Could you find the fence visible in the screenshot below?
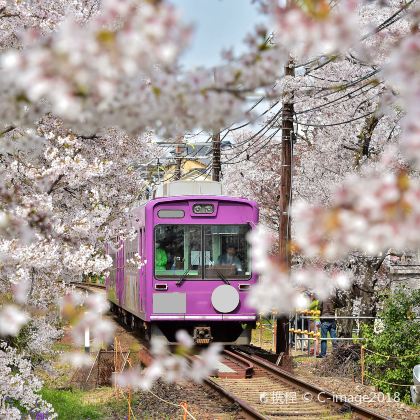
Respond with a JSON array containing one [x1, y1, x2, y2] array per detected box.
[[289, 312, 380, 357], [253, 312, 380, 356], [361, 345, 420, 392], [253, 313, 420, 402], [113, 338, 135, 420], [253, 313, 278, 352]]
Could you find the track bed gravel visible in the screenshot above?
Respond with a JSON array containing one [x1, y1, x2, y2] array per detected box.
[[293, 356, 420, 420]]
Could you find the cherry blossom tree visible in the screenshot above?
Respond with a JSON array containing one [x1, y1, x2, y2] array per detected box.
[[0, 0, 419, 415], [0, 342, 56, 420], [0, 118, 159, 416], [223, 0, 419, 320]]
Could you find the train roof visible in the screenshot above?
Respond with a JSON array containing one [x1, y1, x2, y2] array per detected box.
[[144, 194, 258, 208]]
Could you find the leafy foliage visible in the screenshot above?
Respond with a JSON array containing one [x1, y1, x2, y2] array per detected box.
[[363, 288, 420, 403]]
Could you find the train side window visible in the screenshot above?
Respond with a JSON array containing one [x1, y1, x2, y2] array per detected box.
[[109, 248, 117, 269], [139, 227, 145, 265], [108, 237, 121, 278], [125, 230, 139, 265]]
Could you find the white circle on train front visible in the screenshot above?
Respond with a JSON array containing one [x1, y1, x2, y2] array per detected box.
[[211, 285, 240, 313]]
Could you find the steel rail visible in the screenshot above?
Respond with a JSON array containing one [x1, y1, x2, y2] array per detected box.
[[231, 348, 389, 420], [203, 376, 268, 420], [222, 349, 254, 378], [184, 354, 266, 419], [72, 281, 106, 289]]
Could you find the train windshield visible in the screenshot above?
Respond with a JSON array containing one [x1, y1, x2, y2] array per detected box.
[[154, 224, 251, 280], [203, 225, 251, 279]]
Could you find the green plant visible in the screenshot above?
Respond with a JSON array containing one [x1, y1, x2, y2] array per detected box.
[[42, 387, 144, 419], [362, 287, 420, 403], [41, 388, 103, 420]]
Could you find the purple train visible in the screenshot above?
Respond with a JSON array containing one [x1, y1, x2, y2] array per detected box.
[[106, 182, 258, 344]]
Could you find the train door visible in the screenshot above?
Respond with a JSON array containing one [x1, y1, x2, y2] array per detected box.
[[116, 238, 124, 304], [139, 227, 145, 314], [107, 243, 118, 304], [124, 229, 140, 314]]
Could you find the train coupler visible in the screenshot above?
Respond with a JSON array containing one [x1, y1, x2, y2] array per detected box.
[[193, 326, 213, 345]]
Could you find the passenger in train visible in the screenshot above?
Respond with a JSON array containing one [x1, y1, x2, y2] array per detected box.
[[165, 242, 176, 270], [155, 242, 168, 271], [217, 246, 243, 272]]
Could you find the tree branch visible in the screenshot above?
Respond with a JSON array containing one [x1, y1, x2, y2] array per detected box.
[[0, 126, 16, 137], [47, 174, 65, 195]]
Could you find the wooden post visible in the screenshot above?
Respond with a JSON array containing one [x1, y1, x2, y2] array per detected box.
[[174, 144, 182, 180], [361, 345, 365, 385], [84, 326, 90, 353], [212, 68, 221, 182], [279, 59, 294, 268], [212, 132, 221, 181], [127, 357, 131, 420], [181, 402, 188, 420], [259, 316, 263, 348], [276, 56, 294, 356], [272, 313, 277, 353], [128, 387, 131, 420], [113, 337, 117, 391]]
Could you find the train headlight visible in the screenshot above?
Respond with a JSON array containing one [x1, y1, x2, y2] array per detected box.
[[193, 204, 214, 214]]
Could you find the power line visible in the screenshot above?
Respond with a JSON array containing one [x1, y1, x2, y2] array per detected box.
[[222, 126, 282, 165], [294, 110, 375, 127], [295, 81, 383, 115], [222, 107, 283, 155]]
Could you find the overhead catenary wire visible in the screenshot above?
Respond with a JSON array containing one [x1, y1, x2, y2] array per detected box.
[[223, 82, 381, 165], [360, 0, 414, 42], [224, 88, 379, 167], [294, 110, 376, 127], [295, 81, 383, 115], [161, 17, 394, 170], [153, 2, 412, 176], [274, 68, 382, 119], [222, 106, 283, 154], [222, 126, 282, 165], [297, 1, 413, 74], [245, 2, 406, 131], [307, 69, 381, 102]]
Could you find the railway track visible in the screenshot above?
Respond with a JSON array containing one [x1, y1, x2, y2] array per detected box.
[[74, 281, 106, 290], [75, 283, 388, 419], [215, 347, 388, 420], [75, 283, 258, 418]]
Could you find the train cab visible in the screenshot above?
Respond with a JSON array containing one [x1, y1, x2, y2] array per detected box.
[[106, 181, 259, 345]]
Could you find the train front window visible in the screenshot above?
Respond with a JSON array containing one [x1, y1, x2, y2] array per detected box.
[[154, 225, 202, 279], [204, 225, 251, 279], [154, 224, 251, 280]]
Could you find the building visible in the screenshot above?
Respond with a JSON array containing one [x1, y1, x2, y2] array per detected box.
[[163, 141, 232, 182]]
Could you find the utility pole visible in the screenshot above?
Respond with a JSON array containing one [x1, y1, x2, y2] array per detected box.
[[212, 66, 222, 182], [157, 158, 161, 183], [174, 144, 182, 180], [276, 58, 295, 356], [212, 132, 221, 181]]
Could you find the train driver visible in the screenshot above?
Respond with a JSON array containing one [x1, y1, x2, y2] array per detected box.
[[217, 246, 242, 272], [155, 241, 168, 271]]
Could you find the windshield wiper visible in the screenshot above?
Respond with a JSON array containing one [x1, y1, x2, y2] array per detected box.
[[177, 267, 231, 286], [176, 267, 191, 286], [214, 268, 230, 285]]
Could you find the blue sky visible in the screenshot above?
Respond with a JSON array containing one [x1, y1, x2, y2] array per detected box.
[[172, 0, 267, 69]]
